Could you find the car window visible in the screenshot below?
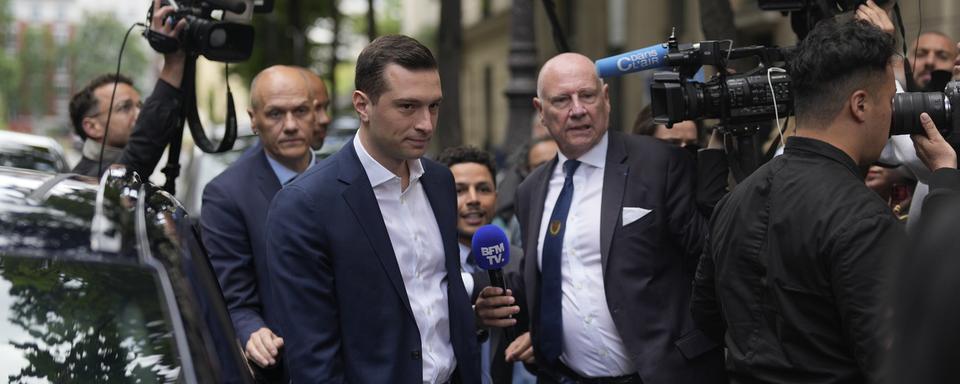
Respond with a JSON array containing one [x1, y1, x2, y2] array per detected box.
[[0, 255, 183, 383], [0, 149, 61, 173]]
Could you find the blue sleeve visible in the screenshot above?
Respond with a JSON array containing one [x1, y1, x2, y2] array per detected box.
[[266, 185, 345, 382], [200, 179, 265, 345]]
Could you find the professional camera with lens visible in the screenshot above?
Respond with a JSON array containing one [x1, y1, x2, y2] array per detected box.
[[891, 81, 960, 139], [147, 0, 273, 62], [649, 32, 794, 132]]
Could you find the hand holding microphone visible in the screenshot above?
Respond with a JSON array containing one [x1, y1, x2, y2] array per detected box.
[[472, 225, 520, 330]]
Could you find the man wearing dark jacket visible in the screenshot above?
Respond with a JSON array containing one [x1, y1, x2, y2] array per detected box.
[[437, 145, 535, 383], [202, 65, 320, 382], [68, 0, 185, 179], [480, 52, 724, 384], [692, 19, 901, 383]]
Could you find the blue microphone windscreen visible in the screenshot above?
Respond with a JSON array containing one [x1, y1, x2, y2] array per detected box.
[[471, 224, 510, 270], [595, 43, 669, 78]]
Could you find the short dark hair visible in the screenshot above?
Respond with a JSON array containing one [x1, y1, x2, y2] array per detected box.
[[355, 35, 437, 103], [437, 145, 497, 185], [632, 104, 656, 136], [68, 73, 134, 140], [789, 19, 894, 126]]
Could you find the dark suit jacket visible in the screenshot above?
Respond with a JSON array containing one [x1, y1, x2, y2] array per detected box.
[[266, 142, 481, 383], [201, 150, 283, 347], [516, 131, 725, 384]]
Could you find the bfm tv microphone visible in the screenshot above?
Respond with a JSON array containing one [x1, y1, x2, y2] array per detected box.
[[472, 224, 511, 291], [595, 42, 669, 78], [472, 224, 516, 339]]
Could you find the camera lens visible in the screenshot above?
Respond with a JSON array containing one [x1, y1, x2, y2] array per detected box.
[[890, 92, 950, 136], [209, 28, 228, 48]]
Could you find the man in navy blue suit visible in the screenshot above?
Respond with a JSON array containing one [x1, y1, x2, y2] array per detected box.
[[201, 65, 324, 380], [266, 35, 480, 383]]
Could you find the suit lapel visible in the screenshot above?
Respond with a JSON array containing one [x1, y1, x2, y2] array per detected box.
[[526, 157, 556, 274], [600, 132, 629, 274], [337, 144, 414, 318], [420, 165, 458, 269], [254, 151, 281, 202]]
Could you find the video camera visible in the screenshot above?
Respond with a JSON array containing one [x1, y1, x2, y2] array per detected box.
[[645, 29, 794, 136], [146, 0, 273, 62], [645, 29, 958, 139], [141, 0, 273, 194]]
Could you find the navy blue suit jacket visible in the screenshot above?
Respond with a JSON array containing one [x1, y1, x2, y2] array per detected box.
[[201, 150, 283, 346], [265, 142, 481, 383], [517, 132, 726, 383]]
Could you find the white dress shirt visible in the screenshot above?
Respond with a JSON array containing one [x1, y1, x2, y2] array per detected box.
[[264, 150, 316, 186], [354, 136, 456, 384], [536, 132, 636, 377], [459, 242, 476, 296]]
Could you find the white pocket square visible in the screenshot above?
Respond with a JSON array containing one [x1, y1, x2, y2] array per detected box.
[[622, 207, 652, 226]]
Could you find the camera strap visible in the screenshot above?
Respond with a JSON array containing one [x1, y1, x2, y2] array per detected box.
[[160, 55, 238, 194]]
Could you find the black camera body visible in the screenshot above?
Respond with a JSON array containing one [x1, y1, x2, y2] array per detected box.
[[651, 67, 792, 128], [649, 33, 794, 132], [650, 30, 957, 139], [148, 0, 270, 62]]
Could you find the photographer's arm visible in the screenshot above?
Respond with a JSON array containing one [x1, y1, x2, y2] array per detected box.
[[696, 129, 729, 216], [117, 0, 187, 178]]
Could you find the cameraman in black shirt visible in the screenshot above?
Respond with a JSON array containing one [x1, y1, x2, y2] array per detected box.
[[691, 19, 901, 384], [69, 0, 186, 178]]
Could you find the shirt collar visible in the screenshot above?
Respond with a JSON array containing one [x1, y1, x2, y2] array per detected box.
[[353, 134, 425, 188], [265, 150, 316, 186], [81, 139, 123, 164], [784, 136, 861, 177], [458, 242, 472, 270], [556, 131, 608, 170]]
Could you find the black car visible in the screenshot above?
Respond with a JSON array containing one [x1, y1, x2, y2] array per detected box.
[[0, 165, 254, 383], [0, 130, 69, 173]]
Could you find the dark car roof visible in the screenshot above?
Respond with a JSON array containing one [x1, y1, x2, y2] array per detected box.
[[0, 165, 253, 383], [0, 130, 69, 173], [0, 167, 105, 255]]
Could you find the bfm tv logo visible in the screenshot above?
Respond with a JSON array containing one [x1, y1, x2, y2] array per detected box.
[[480, 242, 506, 265]]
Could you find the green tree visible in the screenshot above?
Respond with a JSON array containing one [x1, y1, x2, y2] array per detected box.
[[0, 0, 20, 127], [234, 2, 333, 86], [66, 13, 150, 92], [12, 27, 57, 118]]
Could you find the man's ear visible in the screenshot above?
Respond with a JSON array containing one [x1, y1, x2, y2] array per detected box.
[[81, 117, 102, 141], [848, 90, 869, 123], [247, 108, 257, 134], [353, 91, 370, 124], [602, 82, 611, 110]]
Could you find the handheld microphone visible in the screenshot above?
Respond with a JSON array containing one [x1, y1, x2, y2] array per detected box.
[[595, 42, 669, 78], [472, 225, 515, 338], [472, 224, 511, 291]]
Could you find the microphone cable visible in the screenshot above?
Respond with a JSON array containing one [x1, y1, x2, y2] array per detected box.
[[97, 22, 147, 177]]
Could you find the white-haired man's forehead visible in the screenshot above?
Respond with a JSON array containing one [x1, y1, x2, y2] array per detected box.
[[536, 74, 604, 99]]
